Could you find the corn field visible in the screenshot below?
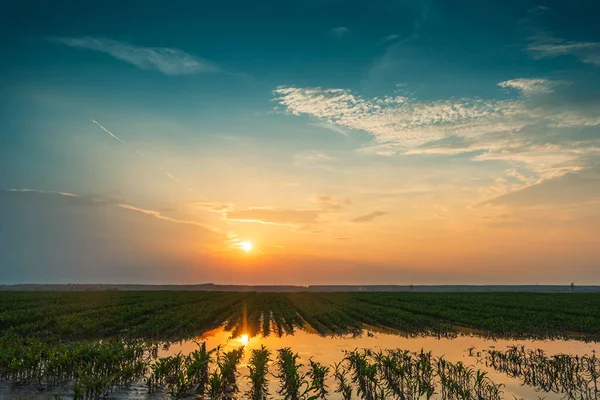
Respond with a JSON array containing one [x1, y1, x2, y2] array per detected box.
[[471, 345, 600, 399]]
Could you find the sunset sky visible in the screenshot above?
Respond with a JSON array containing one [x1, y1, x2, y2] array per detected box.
[[1, 0, 600, 284]]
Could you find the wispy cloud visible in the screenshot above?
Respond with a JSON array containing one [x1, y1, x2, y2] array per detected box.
[[225, 207, 320, 226], [527, 32, 600, 66], [273, 82, 600, 183], [4, 188, 220, 234], [330, 27, 350, 38], [497, 78, 570, 95], [479, 165, 600, 209], [52, 37, 221, 75], [351, 211, 390, 223], [7, 188, 80, 198], [190, 201, 233, 213], [312, 196, 352, 211], [293, 150, 338, 167], [310, 122, 350, 137], [117, 204, 220, 233]]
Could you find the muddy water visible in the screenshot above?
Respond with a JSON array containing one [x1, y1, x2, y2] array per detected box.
[[3, 327, 600, 399]]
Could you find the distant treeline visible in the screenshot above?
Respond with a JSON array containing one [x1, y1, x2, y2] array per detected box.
[[1, 283, 599, 292]]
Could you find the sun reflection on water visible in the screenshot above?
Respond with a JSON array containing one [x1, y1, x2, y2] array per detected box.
[[238, 333, 249, 346]]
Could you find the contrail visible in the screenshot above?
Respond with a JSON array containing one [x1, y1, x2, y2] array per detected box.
[[91, 119, 127, 144], [91, 119, 203, 197]]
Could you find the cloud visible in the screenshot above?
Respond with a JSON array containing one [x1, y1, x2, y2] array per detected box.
[[190, 201, 233, 213], [5, 189, 116, 206], [498, 78, 570, 95], [527, 32, 600, 66], [310, 122, 349, 137], [4, 189, 220, 234], [330, 27, 350, 38], [117, 204, 220, 233], [273, 86, 527, 148], [273, 82, 600, 182], [293, 150, 337, 167], [351, 211, 390, 223], [480, 166, 600, 209], [225, 207, 320, 226], [7, 188, 81, 198], [312, 196, 352, 211], [52, 37, 221, 75]]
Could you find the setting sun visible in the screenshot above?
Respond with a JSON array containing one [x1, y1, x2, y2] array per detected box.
[[240, 241, 253, 252]]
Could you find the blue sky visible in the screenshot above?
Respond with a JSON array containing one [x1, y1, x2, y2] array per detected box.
[[1, 0, 600, 284]]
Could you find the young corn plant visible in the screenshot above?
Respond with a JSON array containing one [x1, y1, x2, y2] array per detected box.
[[187, 341, 218, 395], [218, 347, 245, 399], [275, 347, 310, 400], [333, 361, 353, 400], [307, 358, 330, 399], [246, 345, 272, 400]]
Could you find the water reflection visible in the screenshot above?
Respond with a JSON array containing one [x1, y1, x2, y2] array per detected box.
[[159, 326, 600, 400], [3, 326, 599, 399]]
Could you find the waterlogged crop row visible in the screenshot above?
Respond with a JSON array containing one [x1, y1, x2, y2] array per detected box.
[[2, 292, 600, 342], [470, 345, 600, 399], [1, 338, 506, 400]]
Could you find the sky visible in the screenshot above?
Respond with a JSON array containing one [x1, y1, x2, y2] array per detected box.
[[1, 0, 600, 285]]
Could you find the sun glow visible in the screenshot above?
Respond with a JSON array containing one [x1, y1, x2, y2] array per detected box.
[[240, 241, 253, 252]]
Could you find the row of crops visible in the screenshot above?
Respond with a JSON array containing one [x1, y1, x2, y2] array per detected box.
[[2, 291, 600, 342], [470, 345, 600, 399], [1, 337, 507, 400]]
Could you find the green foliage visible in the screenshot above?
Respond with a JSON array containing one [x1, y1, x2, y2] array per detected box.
[[5, 338, 600, 400], [333, 360, 353, 400], [3, 291, 600, 342], [146, 342, 221, 398], [477, 345, 600, 399], [246, 345, 271, 400], [307, 358, 330, 399], [274, 347, 310, 400], [0, 336, 148, 399]]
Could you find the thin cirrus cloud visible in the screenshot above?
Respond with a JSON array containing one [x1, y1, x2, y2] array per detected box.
[[527, 32, 600, 66], [225, 207, 321, 226], [351, 211, 390, 223], [273, 80, 600, 182], [117, 204, 221, 233], [4, 189, 221, 235], [190, 201, 234, 213], [51, 37, 221, 75], [221, 197, 352, 229], [312, 196, 352, 211]]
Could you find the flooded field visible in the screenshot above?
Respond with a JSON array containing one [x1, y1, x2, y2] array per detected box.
[[160, 327, 600, 399], [2, 291, 600, 399]]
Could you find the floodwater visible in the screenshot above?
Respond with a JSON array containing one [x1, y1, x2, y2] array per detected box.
[[3, 326, 600, 399]]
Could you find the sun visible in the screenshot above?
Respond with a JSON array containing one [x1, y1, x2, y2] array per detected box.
[[240, 241, 253, 252]]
